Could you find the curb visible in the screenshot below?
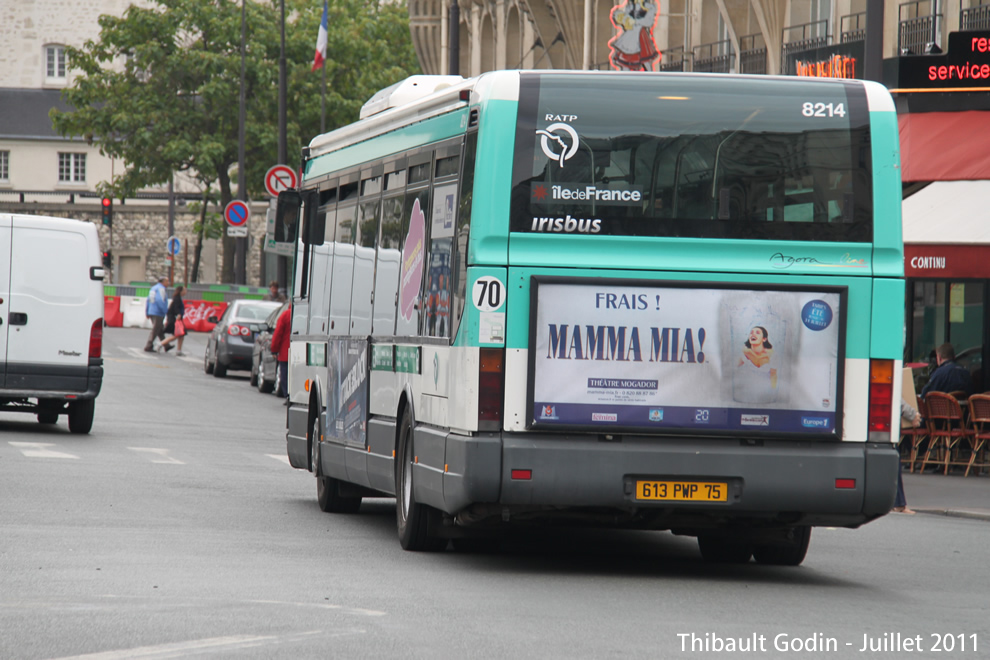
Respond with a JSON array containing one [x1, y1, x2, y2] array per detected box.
[[914, 508, 990, 522]]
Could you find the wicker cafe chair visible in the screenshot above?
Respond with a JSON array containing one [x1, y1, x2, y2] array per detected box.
[[900, 395, 930, 473], [922, 392, 973, 475], [963, 394, 990, 477]]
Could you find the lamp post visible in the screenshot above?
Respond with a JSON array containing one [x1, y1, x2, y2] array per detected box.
[[277, 0, 288, 289], [235, 0, 247, 284]]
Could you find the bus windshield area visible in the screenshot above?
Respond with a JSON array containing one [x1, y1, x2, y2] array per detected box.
[[511, 73, 874, 243]]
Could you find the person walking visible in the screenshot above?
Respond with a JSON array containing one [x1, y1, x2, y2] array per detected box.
[[159, 286, 187, 356], [269, 304, 291, 403], [144, 276, 170, 352]]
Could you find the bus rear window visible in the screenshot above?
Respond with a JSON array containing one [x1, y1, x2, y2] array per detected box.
[[510, 73, 873, 242]]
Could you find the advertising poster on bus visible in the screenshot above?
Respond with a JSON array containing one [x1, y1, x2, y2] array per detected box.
[[527, 278, 845, 436], [326, 338, 369, 447]]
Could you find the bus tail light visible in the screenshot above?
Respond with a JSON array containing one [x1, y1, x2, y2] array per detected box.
[[478, 348, 504, 431], [868, 359, 894, 441], [89, 319, 103, 358]]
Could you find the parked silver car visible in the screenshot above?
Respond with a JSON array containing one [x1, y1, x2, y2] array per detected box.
[[203, 300, 282, 378]]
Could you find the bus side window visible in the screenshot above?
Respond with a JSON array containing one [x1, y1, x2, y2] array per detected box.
[[351, 187, 380, 336], [450, 132, 477, 341], [425, 184, 456, 339], [373, 193, 404, 335], [308, 191, 336, 335], [395, 186, 429, 337], [328, 186, 357, 335]]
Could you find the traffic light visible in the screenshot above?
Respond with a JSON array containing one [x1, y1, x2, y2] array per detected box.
[[102, 250, 112, 268], [101, 197, 113, 226]]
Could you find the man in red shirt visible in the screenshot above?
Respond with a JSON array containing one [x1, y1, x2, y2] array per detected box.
[[269, 304, 291, 403]]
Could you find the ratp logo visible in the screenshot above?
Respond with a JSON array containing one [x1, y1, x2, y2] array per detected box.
[[537, 122, 579, 167], [540, 405, 558, 420]]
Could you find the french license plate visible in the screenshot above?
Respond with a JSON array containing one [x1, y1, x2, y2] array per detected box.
[[635, 480, 728, 502]]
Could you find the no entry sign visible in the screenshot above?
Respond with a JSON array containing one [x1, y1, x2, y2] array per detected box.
[[224, 200, 250, 227], [264, 164, 298, 197]]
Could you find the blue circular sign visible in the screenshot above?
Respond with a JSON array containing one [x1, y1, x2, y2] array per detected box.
[[802, 299, 833, 331], [166, 236, 181, 256], [224, 200, 250, 226]]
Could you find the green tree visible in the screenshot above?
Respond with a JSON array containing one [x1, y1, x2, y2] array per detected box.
[[52, 0, 420, 283]]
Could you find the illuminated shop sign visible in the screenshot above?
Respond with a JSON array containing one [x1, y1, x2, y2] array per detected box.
[[784, 41, 864, 79], [891, 31, 990, 90]]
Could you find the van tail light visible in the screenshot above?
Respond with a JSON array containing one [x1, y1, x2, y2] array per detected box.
[[478, 348, 504, 431], [868, 359, 894, 441], [89, 319, 103, 358]]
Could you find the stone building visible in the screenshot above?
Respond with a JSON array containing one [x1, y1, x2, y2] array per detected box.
[[0, 0, 268, 286]]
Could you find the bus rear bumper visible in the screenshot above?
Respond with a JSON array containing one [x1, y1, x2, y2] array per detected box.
[[443, 434, 898, 529]]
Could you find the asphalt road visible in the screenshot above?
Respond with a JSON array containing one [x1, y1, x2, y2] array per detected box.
[[1, 328, 988, 659]]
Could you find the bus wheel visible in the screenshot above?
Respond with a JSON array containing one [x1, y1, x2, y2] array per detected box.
[[312, 415, 360, 514], [396, 408, 446, 551], [697, 534, 752, 563], [67, 399, 95, 435], [753, 526, 811, 566]]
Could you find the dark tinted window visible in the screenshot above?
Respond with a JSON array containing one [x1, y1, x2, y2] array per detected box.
[[511, 73, 873, 242]]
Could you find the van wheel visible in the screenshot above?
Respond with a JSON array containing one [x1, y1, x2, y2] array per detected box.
[[697, 535, 752, 563], [312, 415, 361, 513], [37, 412, 59, 425], [753, 527, 811, 566], [67, 399, 95, 434], [395, 408, 446, 551]]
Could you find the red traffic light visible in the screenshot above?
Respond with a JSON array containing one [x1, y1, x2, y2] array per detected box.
[[101, 197, 113, 226]]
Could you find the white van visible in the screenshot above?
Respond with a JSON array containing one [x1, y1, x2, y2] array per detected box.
[[0, 214, 105, 433]]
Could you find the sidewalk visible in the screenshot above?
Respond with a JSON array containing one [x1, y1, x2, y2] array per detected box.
[[902, 471, 990, 521]]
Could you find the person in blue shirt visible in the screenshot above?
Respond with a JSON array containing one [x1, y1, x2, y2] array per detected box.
[[921, 343, 972, 397], [143, 276, 171, 352]]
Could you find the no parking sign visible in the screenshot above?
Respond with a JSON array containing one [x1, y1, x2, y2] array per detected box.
[[224, 200, 250, 237]]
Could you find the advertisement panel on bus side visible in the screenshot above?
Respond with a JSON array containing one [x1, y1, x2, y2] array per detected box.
[[527, 278, 846, 436], [326, 337, 370, 448]]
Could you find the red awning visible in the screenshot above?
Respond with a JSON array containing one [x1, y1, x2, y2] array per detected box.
[[898, 111, 990, 182]]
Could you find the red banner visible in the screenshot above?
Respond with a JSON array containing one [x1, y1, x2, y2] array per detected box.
[[182, 300, 228, 333]]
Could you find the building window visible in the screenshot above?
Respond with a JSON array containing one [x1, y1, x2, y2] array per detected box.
[[0, 151, 8, 182], [46, 45, 67, 82], [58, 153, 86, 183]]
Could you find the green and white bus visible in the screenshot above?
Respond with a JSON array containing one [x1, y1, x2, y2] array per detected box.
[[278, 71, 904, 564]]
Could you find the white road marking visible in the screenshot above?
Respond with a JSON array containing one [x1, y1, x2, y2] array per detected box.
[[120, 347, 159, 360], [49, 630, 361, 659], [265, 453, 291, 465], [8, 442, 79, 459], [127, 447, 185, 464]]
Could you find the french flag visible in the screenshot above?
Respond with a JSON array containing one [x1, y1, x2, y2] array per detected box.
[[311, 0, 328, 72]]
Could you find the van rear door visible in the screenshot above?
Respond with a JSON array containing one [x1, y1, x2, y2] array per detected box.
[[7, 217, 98, 375], [0, 214, 11, 387]]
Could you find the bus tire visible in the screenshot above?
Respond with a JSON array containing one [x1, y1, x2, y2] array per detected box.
[[67, 399, 95, 435], [753, 526, 811, 566], [312, 415, 361, 514], [395, 408, 446, 552], [697, 534, 752, 563]]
